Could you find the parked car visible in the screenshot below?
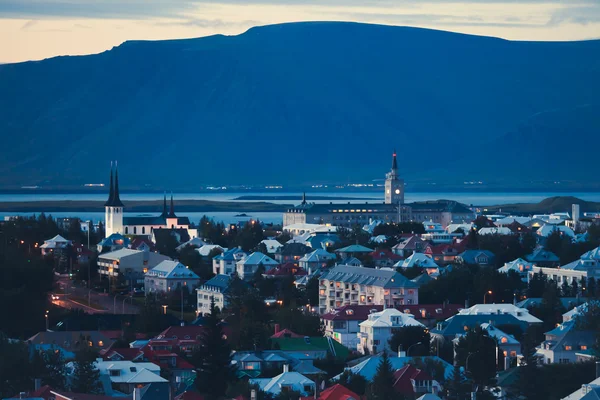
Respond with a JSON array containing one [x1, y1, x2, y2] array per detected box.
[[132, 288, 145, 297]]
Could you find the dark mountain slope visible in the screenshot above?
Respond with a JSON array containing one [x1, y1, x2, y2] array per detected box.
[[0, 22, 598, 189]]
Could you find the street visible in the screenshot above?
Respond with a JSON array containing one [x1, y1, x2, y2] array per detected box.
[[54, 276, 140, 314]]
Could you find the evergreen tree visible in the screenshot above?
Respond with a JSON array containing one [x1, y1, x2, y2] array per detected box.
[[587, 277, 597, 298], [367, 352, 396, 400], [514, 328, 542, 400], [561, 279, 572, 297], [70, 348, 102, 394], [193, 297, 233, 400], [388, 326, 430, 357], [40, 349, 67, 390], [466, 228, 479, 250], [571, 279, 579, 297], [305, 276, 320, 307], [448, 363, 466, 400], [337, 369, 368, 395]]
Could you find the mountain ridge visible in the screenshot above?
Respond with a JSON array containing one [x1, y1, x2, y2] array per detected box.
[[0, 21, 598, 190]]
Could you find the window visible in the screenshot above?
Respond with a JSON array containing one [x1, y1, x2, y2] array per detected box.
[[125, 227, 129, 234], [581, 345, 588, 350], [565, 345, 572, 351], [98, 341, 104, 347], [109, 370, 121, 376], [142, 227, 146, 234], [510, 351, 517, 357], [133, 227, 137, 234]]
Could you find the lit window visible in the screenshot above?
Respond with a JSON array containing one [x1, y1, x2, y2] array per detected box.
[[581, 345, 588, 350], [510, 351, 517, 357], [501, 337, 508, 344], [98, 341, 104, 347], [565, 345, 572, 351]]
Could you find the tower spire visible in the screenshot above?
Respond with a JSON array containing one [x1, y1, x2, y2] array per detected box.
[[104, 161, 115, 206], [392, 149, 398, 171], [161, 192, 168, 218], [169, 192, 176, 218], [302, 192, 307, 205], [112, 161, 124, 207]]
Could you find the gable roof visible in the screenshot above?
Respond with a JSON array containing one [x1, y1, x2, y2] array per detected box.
[[300, 249, 337, 262], [271, 329, 303, 339], [251, 372, 314, 395], [198, 274, 231, 292], [335, 244, 374, 254], [396, 253, 439, 269], [393, 235, 426, 251], [300, 384, 362, 400], [335, 354, 453, 381], [270, 337, 349, 360], [526, 248, 559, 262], [431, 314, 529, 337], [457, 304, 542, 323], [458, 250, 495, 264], [145, 261, 200, 280], [359, 308, 424, 328], [237, 252, 279, 266], [320, 265, 418, 288]]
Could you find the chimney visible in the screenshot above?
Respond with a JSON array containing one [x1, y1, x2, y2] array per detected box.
[[596, 361, 600, 379], [34, 378, 41, 391], [274, 324, 280, 334], [283, 364, 290, 373], [465, 299, 469, 309], [251, 389, 257, 400]]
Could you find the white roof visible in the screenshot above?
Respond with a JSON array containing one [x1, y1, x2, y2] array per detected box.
[[176, 237, 207, 250], [94, 360, 167, 384], [446, 223, 474, 234], [260, 239, 283, 252], [98, 248, 142, 261], [536, 224, 575, 238], [284, 223, 338, 233], [395, 253, 439, 269], [47, 234, 70, 243], [250, 372, 314, 395], [370, 235, 388, 243], [458, 304, 542, 323], [40, 234, 72, 249], [562, 376, 600, 400], [237, 252, 278, 267], [145, 260, 200, 279], [480, 323, 520, 345], [498, 258, 535, 274], [196, 244, 225, 256], [359, 308, 425, 329], [495, 216, 531, 226], [478, 227, 512, 236]]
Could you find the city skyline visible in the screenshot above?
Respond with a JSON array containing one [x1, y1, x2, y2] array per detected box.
[[1, 0, 599, 63]]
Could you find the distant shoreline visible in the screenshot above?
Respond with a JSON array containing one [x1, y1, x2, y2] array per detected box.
[[233, 195, 374, 201]]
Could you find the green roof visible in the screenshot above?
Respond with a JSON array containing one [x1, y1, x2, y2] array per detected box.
[[271, 337, 349, 360], [335, 244, 373, 253]]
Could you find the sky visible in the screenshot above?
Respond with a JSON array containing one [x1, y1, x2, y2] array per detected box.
[[1, 0, 599, 63]]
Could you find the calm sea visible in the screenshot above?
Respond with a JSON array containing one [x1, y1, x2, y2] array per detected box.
[[1, 191, 599, 225]]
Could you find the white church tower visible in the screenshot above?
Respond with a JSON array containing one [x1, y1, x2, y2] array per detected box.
[[384, 150, 404, 205], [104, 162, 124, 238]]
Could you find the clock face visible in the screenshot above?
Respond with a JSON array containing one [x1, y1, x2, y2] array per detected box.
[[395, 189, 401, 195], [386, 190, 390, 194]]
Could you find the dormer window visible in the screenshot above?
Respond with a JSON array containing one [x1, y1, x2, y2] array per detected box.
[[109, 370, 121, 376]]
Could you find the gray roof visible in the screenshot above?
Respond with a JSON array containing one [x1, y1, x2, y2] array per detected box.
[[199, 274, 231, 292], [320, 265, 417, 288], [526, 248, 559, 262], [431, 314, 528, 337], [516, 297, 583, 309]]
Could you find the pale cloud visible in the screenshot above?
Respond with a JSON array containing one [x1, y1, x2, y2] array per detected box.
[[0, 0, 599, 63]]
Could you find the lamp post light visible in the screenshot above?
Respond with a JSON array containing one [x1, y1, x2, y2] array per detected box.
[[484, 290, 493, 304], [45, 310, 49, 331], [407, 341, 423, 357], [162, 305, 168, 315], [122, 296, 133, 314]]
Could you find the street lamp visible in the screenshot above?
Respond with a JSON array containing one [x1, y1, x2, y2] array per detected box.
[[86, 220, 91, 289], [162, 305, 168, 315], [45, 310, 49, 331], [122, 296, 133, 314], [407, 342, 423, 357], [484, 290, 493, 304]]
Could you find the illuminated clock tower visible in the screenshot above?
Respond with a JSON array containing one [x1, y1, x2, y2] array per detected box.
[[384, 150, 404, 205]]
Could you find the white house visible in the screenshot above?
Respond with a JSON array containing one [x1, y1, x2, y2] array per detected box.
[[196, 274, 233, 315], [250, 366, 315, 397], [318, 265, 419, 314], [212, 247, 247, 276], [67, 359, 167, 396], [395, 253, 441, 276], [236, 252, 279, 279], [457, 304, 542, 324], [144, 261, 200, 294], [498, 258, 536, 281], [536, 320, 597, 364], [321, 305, 383, 349], [299, 249, 336, 271], [357, 308, 425, 354], [528, 246, 600, 287], [197, 244, 224, 257], [40, 234, 72, 256], [536, 224, 575, 239], [260, 239, 283, 254], [97, 248, 170, 286]]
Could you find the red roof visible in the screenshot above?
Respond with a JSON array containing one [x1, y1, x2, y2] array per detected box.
[[264, 263, 307, 277], [102, 347, 144, 361], [301, 384, 363, 400], [506, 221, 532, 234], [271, 328, 303, 339], [129, 237, 156, 251], [142, 349, 195, 370], [369, 249, 402, 261], [155, 326, 207, 340], [392, 365, 435, 395]]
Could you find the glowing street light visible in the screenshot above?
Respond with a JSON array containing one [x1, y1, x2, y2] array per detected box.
[[484, 290, 493, 304]]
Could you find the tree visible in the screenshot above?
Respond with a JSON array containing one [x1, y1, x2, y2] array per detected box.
[[0, 333, 36, 398], [336, 369, 368, 396], [528, 271, 547, 298], [193, 297, 233, 400], [366, 352, 396, 400], [561, 279, 572, 297], [388, 326, 430, 357], [305, 276, 320, 307], [70, 348, 102, 394], [454, 327, 497, 389], [571, 279, 579, 297], [40, 349, 67, 390], [447, 363, 467, 400], [514, 328, 542, 400], [545, 231, 564, 255], [587, 277, 597, 298], [466, 228, 479, 250]]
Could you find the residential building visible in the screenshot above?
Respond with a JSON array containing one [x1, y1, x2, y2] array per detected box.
[[423, 241, 467, 266], [275, 242, 312, 267], [212, 247, 247, 275], [318, 265, 419, 314], [236, 251, 279, 279], [357, 308, 425, 354], [263, 263, 307, 279], [300, 384, 363, 400], [269, 337, 349, 361], [305, 233, 340, 249], [40, 235, 72, 256], [495, 217, 532, 226], [335, 244, 373, 260], [392, 364, 442, 397], [431, 314, 529, 342], [196, 244, 224, 257], [334, 353, 454, 382], [392, 235, 426, 258], [102, 165, 193, 239], [176, 237, 207, 251], [71, 359, 168, 396], [562, 375, 600, 400], [151, 227, 191, 246], [456, 250, 496, 267], [457, 304, 542, 324], [27, 331, 114, 353], [97, 232, 130, 253], [536, 224, 576, 240], [129, 237, 156, 252], [395, 253, 440, 275], [196, 274, 233, 315], [369, 249, 402, 268], [528, 247, 600, 287], [478, 227, 512, 236], [453, 323, 521, 367], [498, 258, 536, 281], [526, 248, 560, 267], [144, 261, 200, 294], [339, 257, 363, 267], [536, 320, 597, 364], [233, 350, 325, 379], [250, 366, 316, 397], [260, 239, 283, 254], [97, 248, 170, 286], [408, 200, 476, 228], [299, 249, 337, 271]]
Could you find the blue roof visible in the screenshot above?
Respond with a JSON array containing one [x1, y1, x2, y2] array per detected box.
[[335, 244, 373, 253], [431, 314, 528, 337], [98, 233, 130, 247], [458, 250, 495, 264], [526, 248, 559, 262], [201, 274, 232, 292], [335, 354, 454, 381]]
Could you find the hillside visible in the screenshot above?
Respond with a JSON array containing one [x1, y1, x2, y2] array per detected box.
[[0, 22, 599, 190], [485, 196, 600, 214]]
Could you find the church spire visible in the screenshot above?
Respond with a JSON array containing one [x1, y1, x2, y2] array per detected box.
[[161, 192, 168, 218], [392, 149, 398, 171], [111, 161, 124, 207], [301, 192, 307, 205], [104, 161, 114, 207], [168, 192, 176, 218]]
